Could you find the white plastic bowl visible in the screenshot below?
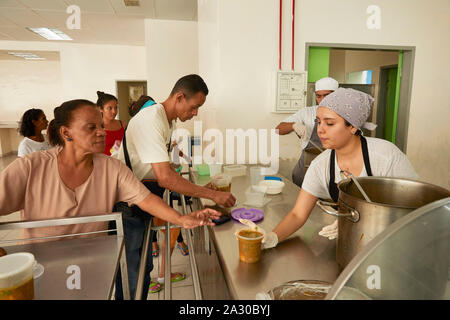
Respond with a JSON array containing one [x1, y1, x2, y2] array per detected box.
[[259, 180, 285, 195]]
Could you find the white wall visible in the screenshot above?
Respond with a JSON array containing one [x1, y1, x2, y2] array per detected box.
[[0, 41, 146, 119], [144, 19, 199, 133], [198, 0, 450, 189], [0, 41, 147, 151], [0, 59, 62, 122], [198, 0, 290, 168]]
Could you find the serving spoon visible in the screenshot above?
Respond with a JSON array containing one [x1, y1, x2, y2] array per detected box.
[[340, 170, 372, 203]]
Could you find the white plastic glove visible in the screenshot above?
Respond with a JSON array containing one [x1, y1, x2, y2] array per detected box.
[[292, 122, 307, 139], [318, 220, 338, 240], [238, 219, 278, 249]]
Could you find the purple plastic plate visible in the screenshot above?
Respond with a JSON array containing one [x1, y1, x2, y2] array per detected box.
[[231, 208, 264, 223]]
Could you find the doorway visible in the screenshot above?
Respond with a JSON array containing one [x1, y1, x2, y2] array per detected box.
[[305, 43, 415, 153], [116, 80, 148, 124], [376, 65, 400, 142]]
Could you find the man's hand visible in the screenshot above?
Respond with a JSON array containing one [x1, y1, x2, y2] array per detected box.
[[293, 122, 307, 139], [178, 208, 222, 228], [204, 182, 217, 190], [212, 191, 236, 207]]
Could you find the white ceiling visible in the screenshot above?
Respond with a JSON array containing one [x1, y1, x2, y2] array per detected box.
[[0, 0, 197, 45]]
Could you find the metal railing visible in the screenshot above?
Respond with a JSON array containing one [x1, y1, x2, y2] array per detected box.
[[134, 169, 203, 300]]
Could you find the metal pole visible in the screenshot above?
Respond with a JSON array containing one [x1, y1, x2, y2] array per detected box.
[[134, 218, 152, 300], [115, 214, 130, 300], [164, 189, 172, 300], [180, 194, 203, 300]]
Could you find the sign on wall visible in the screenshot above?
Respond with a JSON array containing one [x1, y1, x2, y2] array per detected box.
[[275, 71, 307, 113]]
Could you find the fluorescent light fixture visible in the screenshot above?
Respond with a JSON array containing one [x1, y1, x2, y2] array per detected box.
[[8, 52, 46, 60], [27, 27, 72, 41]]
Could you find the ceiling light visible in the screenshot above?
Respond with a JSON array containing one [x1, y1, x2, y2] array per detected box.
[[7, 52, 45, 60], [27, 27, 72, 41]]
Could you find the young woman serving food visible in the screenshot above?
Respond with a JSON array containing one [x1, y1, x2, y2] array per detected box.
[[262, 88, 418, 248]]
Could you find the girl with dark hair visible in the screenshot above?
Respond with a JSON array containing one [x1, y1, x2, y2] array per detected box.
[[0, 98, 221, 300], [129, 95, 155, 117], [96, 91, 126, 156], [17, 108, 51, 157]]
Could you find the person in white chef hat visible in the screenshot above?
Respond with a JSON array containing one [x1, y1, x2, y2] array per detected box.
[[263, 88, 418, 248], [276, 77, 339, 187]]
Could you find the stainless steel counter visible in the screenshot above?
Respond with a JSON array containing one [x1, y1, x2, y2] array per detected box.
[[191, 166, 341, 300], [3, 235, 121, 299]]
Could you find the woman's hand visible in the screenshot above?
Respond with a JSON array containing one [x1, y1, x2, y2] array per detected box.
[[178, 208, 222, 228]]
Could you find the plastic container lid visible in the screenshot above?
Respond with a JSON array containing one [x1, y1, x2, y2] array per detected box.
[[231, 208, 264, 222], [264, 176, 282, 181]]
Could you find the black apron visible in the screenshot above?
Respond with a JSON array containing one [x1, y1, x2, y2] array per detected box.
[[292, 122, 323, 187], [328, 135, 373, 202]]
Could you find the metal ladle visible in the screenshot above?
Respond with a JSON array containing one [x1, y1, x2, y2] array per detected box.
[[340, 170, 372, 203]]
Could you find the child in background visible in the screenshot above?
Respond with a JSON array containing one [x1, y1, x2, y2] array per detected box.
[[96, 91, 126, 156]]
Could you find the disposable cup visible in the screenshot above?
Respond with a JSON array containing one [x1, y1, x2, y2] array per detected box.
[[235, 228, 264, 263], [209, 164, 222, 177], [250, 167, 264, 186], [212, 174, 232, 192], [0, 252, 35, 300]]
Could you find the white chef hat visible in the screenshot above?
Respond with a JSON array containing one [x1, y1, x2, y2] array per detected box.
[[315, 77, 339, 92]]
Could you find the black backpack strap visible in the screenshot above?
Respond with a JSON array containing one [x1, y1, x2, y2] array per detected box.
[[122, 129, 132, 171]]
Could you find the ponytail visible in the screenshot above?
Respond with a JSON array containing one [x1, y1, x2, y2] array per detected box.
[[129, 95, 155, 117], [96, 91, 117, 108]]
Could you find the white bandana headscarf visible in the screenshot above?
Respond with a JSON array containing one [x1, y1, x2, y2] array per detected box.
[[318, 88, 377, 131]]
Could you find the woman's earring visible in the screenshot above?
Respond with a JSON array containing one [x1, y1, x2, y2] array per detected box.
[[67, 137, 72, 142]]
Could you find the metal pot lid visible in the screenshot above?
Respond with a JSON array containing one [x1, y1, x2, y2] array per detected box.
[[231, 208, 264, 222]]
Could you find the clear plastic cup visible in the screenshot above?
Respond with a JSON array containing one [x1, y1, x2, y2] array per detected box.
[[212, 174, 232, 192], [209, 163, 223, 177], [0, 252, 35, 300], [235, 228, 264, 263], [250, 166, 264, 186]]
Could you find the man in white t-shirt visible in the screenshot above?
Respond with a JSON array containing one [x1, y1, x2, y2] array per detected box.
[[114, 74, 236, 299], [275, 77, 339, 187]]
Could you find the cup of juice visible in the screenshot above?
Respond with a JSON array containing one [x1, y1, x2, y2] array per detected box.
[[235, 228, 264, 263], [0, 252, 35, 300]]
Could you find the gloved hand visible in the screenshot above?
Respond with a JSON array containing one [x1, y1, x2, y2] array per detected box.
[[293, 122, 307, 139], [238, 219, 278, 249], [318, 220, 338, 240]]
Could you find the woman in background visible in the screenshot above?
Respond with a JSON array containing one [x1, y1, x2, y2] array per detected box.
[[96, 91, 126, 156], [18, 108, 51, 157]]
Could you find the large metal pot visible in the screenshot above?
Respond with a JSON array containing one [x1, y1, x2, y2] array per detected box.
[[317, 177, 450, 269]]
